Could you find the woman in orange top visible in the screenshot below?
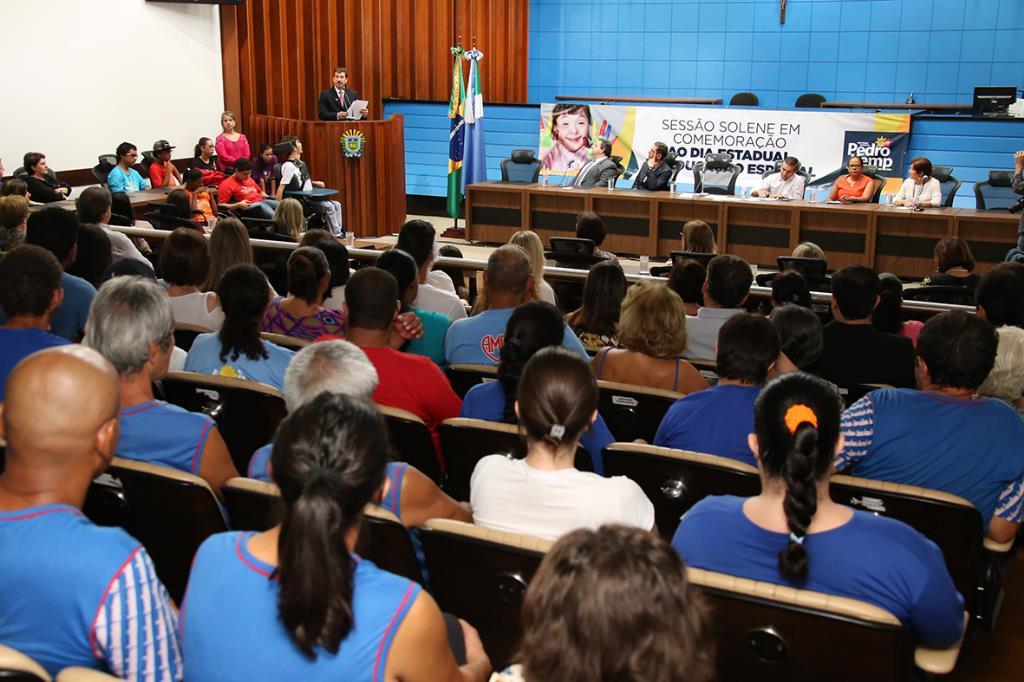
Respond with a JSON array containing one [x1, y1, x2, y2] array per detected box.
[[828, 155, 874, 203]]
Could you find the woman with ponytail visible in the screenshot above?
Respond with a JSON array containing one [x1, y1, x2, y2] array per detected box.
[[182, 392, 492, 680], [672, 372, 964, 647], [460, 302, 614, 474], [261, 246, 346, 340], [470, 347, 653, 541]]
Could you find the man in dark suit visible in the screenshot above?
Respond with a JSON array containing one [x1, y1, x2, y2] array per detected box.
[[809, 265, 917, 389], [317, 67, 369, 121], [571, 137, 620, 188], [632, 141, 672, 191]]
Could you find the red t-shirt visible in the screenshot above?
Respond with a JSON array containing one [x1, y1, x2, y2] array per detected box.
[[361, 346, 461, 466], [217, 175, 265, 205], [148, 162, 179, 188]]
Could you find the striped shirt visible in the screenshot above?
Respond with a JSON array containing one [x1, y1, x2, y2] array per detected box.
[[0, 504, 181, 680]]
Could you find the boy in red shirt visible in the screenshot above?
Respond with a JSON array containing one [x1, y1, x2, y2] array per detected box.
[[216, 158, 278, 220]]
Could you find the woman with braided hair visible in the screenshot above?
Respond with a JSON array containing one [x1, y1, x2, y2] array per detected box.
[[182, 392, 492, 680], [672, 371, 965, 647]]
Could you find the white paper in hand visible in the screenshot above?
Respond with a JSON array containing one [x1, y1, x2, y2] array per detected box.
[[347, 100, 369, 120]]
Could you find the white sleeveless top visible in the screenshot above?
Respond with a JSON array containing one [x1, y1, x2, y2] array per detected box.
[[168, 291, 225, 331]]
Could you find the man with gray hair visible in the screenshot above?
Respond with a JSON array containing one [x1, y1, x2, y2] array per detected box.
[[444, 244, 589, 365], [246, 339, 471, 528], [85, 276, 238, 496]]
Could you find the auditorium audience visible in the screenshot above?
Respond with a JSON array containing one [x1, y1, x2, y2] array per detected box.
[[85, 277, 237, 494], [592, 282, 709, 395], [218, 157, 279, 220], [565, 260, 627, 348], [344, 267, 459, 461], [674, 371, 965, 648], [437, 244, 470, 301], [893, 156, 942, 207], [509, 229, 556, 305], [839, 311, 1024, 543], [272, 197, 305, 241], [377, 248, 450, 366], [495, 525, 711, 682], [0, 178, 29, 199], [0, 346, 182, 679], [792, 241, 825, 260], [445, 245, 588, 365], [681, 219, 717, 254], [66, 223, 111, 286], [682, 254, 753, 360], [461, 301, 614, 474], [923, 236, 979, 288], [75, 186, 153, 268], [252, 143, 278, 195], [204, 217, 252, 291], [667, 258, 706, 316], [308, 235, 349, 309], [873, 273, 923, 347], [575, 211, 616, 262], [655, 313, 778, 466], [979, 325, 1024, 416], [471, 348, 654, 540], [160, 228, 224, 330], [0, 245, 70, 400], [185, 264, 295, 391], [147, 139, 182, 188], [397, 219, 467, 321], [0, 194, 29, 252], [770, 269, 812, 308], [181, 392, 490, 681], [22, 151, 71, 202], [808, 265, 916, 388], [770, 304, 824, 374], [261, 246, 345, 339], [215, 110, 250, 172], [976, 262, 1024, 329], [192, 136, 226, 186], [828, 155, 874, 203], [21, 207, 95, 340], [106, 142, 150, 193]]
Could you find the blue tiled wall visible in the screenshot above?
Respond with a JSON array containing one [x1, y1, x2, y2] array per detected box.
[[528, 0, 1024, 108]]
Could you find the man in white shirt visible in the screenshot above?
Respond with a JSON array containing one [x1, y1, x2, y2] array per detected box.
[[682, 255, 754, 360], [396, 219, 467, 322], [752, 156, 805, 200], [74, 186, 152, 270]]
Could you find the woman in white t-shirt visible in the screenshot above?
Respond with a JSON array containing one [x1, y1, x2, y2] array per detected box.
[[470, 347, 654, 541], [893, 156, 943, 207], [160, 228, 225, 331]]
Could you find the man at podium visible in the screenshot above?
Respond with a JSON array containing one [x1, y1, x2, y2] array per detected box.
[[317, 67, 369, 121]]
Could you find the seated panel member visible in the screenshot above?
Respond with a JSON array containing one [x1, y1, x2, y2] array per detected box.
[[0, 346, 182, 679], [828, 155, 874, 203], [317, 66, 368, 120], [752, 156, 805, 199], [218, 157, 279, 220], [632, 141, 672, 191], [147, 139, 182, 188], [106, 142, 151, 194], [570, 137, 619, 188], [893, 156, 942, 207]]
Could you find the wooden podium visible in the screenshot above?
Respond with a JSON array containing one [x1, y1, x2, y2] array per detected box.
[[249, 114, 406, 237]]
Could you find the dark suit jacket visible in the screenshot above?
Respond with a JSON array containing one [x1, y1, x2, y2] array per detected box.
[[574, 157, 619, 188], [632, 160, 672, 191], [809, 321, 917, 390], [317, 87, 361, 121]]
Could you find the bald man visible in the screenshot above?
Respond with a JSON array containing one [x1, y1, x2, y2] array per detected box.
[[0, 346, 182, 680]]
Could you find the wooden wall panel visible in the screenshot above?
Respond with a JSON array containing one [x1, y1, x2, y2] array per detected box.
[[221, 0, 528, 129]]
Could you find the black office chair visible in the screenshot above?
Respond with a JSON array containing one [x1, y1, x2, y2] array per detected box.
[[544, 237, 605, 269], [931, 165, 961, 208], [861, 166, 886, 203], [903, 285, 976, 306], [378, 405, 443, 484], [730, 92, 759, 106], [761, 159, 812, 187], [143, 203, 203, 232], [445, 363, 498, 399], [669, 250, 715, 267], [500, 149, 542, 183], [596, 380, 682, 444], [795, 93, 827, 108], [974, 170, 1021, 210], [693, 152, 741, 195], [777, 256, 830, 291]]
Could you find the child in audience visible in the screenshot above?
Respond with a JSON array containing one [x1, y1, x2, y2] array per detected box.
[[252, 143, 278, 195], [184, 169, 219, 230], [566, 261, 626, 349], [182, 392, 491, 681], [673, 372, 965, 648], [470, 347, 654, 540]]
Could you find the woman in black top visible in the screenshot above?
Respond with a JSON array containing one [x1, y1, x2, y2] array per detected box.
[[922, 236, 980, 288], [23, 152, 71, 203]]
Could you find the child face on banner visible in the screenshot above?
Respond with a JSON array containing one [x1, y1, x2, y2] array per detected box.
[[554, 112, 590, 153]]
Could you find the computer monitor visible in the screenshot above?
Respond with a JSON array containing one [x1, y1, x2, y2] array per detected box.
[[973, 86, 1017, 117]]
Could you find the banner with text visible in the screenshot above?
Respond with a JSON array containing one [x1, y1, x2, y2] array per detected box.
[[538, 103, 910, 187]]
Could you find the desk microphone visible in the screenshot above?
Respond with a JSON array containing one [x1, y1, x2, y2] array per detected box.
[[558, 159, 576, 188]]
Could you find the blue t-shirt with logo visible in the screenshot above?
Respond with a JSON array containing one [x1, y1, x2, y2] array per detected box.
[[184, 332, 294, 392], [444, 307, 588, 366]]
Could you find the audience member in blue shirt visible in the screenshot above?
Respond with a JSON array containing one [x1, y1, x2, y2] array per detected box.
[[376, 248, 451, 366], [85, 277, 239, 495], [0, 346, 181, 679], [106, 142, 151, 193], [458, 300, 611, 474], [181, 393, 490, 680], [183, 264, 294, 391], [445, 244, 587, 366], [673, 372, 964, 648], [0, 245, 71, 401], [839, 311, 1024, 543], [655, 313, 779, 466]]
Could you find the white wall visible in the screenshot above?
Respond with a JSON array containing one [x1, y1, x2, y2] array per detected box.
[[0, 0, 224, 174]]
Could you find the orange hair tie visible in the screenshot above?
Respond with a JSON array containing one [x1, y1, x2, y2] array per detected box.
[[784, 404, 818, 434]]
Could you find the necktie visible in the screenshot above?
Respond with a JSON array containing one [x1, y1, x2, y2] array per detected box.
[[574, 159, 596, 187], [339, 90, 348, 111]]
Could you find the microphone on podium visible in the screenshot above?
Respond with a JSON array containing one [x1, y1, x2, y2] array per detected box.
[[559, 159, 576, 188]]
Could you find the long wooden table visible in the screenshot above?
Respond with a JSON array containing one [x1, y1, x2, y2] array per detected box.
[[465, 182, 1019, 278]]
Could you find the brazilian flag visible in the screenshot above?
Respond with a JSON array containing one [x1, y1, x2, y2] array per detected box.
[[447, 46, 466, 219]]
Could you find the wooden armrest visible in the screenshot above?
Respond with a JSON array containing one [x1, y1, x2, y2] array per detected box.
[[983, 536, 1015, 553], [913, 611, 969, 675]]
